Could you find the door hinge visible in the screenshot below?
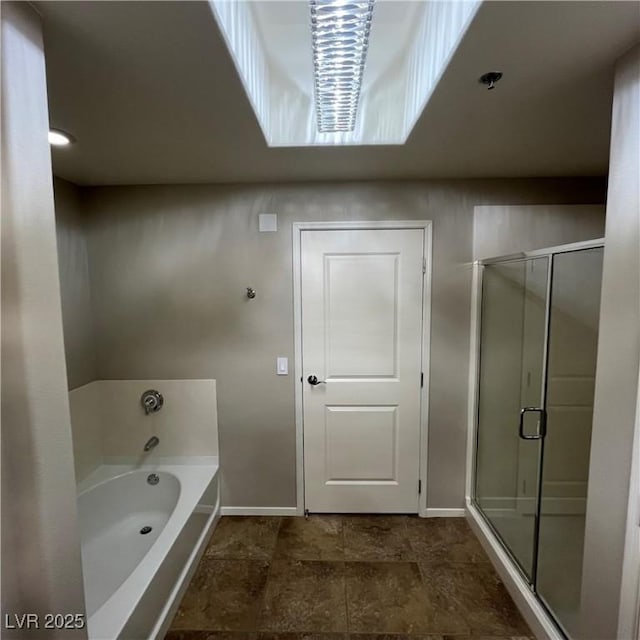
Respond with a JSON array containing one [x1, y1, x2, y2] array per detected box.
[[418, 479, 422, 494], [422, 257, 426, 274], [420, 372, 424, 388]]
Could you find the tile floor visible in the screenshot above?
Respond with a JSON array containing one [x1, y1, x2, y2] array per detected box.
[[166, 515, 533, 640]]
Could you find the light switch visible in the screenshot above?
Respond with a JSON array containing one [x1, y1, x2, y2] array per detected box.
[[259, 214, 278, 232], [276, 357, 288, 375]]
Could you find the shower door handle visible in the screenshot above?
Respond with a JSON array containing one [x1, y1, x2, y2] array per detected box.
[[519, 407, 547, 440]]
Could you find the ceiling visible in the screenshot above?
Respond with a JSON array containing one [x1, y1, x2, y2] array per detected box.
[[39, 1, 640, 185]]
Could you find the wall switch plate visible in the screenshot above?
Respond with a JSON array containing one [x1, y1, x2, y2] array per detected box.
[[259, 214, 277, 232], [276, 357, 288, 375]]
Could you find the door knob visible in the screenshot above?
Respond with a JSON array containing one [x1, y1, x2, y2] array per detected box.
[[307, 375, 326, 386]]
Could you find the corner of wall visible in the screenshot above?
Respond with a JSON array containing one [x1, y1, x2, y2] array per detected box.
[[579, 42, 640, 640], [53, 176, 99, 390], [1, 2, 87, 631]]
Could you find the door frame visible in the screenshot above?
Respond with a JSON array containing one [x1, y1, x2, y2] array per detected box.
[[292, 220, 433, 516]]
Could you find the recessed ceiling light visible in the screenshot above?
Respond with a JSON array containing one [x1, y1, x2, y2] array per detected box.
[[311, 0, 375, 133], [48, 128, 75, 147]]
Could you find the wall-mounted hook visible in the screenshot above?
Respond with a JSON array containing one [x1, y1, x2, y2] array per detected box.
[[246, 287, 256, 299]]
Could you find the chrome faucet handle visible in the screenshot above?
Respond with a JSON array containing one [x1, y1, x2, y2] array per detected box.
[[141, 389, 163, 414]]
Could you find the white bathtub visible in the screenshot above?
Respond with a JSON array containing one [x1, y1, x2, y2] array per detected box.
[[77, 459, 220, 640]]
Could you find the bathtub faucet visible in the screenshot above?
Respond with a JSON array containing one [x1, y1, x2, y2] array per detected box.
[[144, 436, 159, 452], [141, 389, 163, 415]]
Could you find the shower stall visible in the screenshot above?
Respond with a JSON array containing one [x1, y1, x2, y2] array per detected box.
[[468, 239, 604, 638]]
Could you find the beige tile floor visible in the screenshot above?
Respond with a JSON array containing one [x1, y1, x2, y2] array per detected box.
[[165, 515, 533, 640]]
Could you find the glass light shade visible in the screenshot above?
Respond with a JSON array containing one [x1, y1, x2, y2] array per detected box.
[[310, 0, 375, 133]]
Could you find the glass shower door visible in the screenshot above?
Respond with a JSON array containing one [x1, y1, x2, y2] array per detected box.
[[475, 256, 549, 581], [474, 244, 604, 637], [536, 247, 604, 637]]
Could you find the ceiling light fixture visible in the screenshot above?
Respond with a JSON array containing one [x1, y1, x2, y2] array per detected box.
[[310, 0, 375, 133], [479, 71, 503, 91], [48, 128, 75, 146]]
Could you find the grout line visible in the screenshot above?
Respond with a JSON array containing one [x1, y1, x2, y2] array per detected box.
[[270, 516, 284, 561], [253, 568, 274, 633], [341, 516, 351, 634], [254, 517, 284, 633]]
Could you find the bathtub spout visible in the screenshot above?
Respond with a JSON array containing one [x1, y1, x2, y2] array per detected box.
[[144, 436, 159, 452]]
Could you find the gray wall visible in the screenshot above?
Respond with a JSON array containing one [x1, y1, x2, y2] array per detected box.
[[76, 178, 605, 509], [54, 177, 97, 389], [1, 3, 87, 636], [580, 43, 640, 640], [473, 204, 605, 260]]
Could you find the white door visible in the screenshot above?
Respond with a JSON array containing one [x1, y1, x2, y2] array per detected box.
[[301, 228, 426, 513]]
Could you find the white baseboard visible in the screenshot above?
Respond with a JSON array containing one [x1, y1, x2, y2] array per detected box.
[[222, 506, 465, 518], [466, 500, 563, 640], [424, 508, 465, 518], [220, 506, 299, 516]]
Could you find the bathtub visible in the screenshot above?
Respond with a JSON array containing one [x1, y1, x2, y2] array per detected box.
[[77, 459, 220, 640]]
